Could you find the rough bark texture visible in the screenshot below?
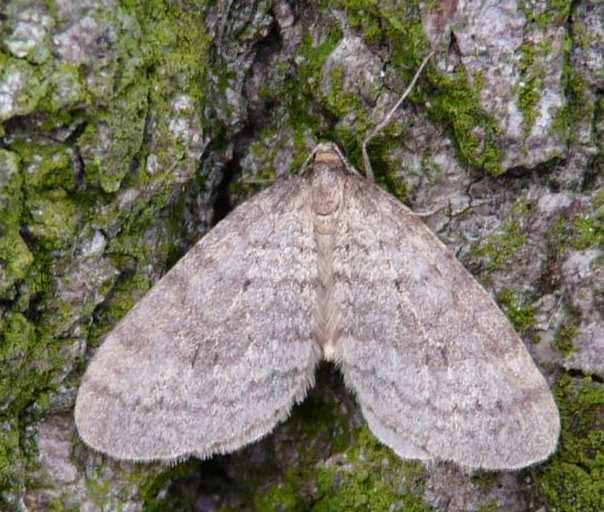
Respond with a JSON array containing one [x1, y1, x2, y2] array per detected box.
[[0, 0, 602, 511]]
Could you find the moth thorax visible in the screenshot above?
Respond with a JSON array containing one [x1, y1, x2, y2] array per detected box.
[[310, 165, 344, 216], [322, 340, 342, 362]]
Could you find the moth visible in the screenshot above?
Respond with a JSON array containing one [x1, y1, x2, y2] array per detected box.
[[75, 55, 560, 471]]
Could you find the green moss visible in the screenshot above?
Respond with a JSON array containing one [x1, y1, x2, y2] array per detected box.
[[254, 428, 429, 512], [255, 481, 302, 511], [0, 149, 34, 298], [520, 0, 572, 30], [468, 218, 528, 278], [0, 56, 48, 122], [306, 21, 412, 196], [311, 428, 429, 512], [0, 149, 23, 223], [222, 23, 342, 191], [0, 1, 214, 504], [374, 156, 409, 202], [0, 232, 34, 299], [0, 421, 22, 492], [25, 189, 79, 251], [126, 0, 211, 188], [314, 468, 401, 511], [131, 460, 202, 512], [48, 498, 68, 512], [477, 501, 499, 512], [108, 192, 182, 266], [571, 216, 604, 250], [325, 67, 363, 122], [517, 40, 551, 138], [496, 288, 537, 338], [299, 30, 343, 94], [85, 472, 115, 509], [288, 27, 343, 140], [72, 0, 211, 193], [357, 1, 503, 174], [249, 0, 503, 195], [534, 375, 604, 511], [552, 301, 581, 356], [426, 68, 503, 175], [470, 470, 499, 493], [87, 272, 151, 347], [1, 311, 35, 356], [466, 199, 531, 280], [551, 34, 594, 144], [288, 382, 351, 455], [292, 1, 504, 177], [1, 0, 208, 486], [553, 322, 579, 356], [362, 1, 502, 175], [12, 139, 77, 192], [46, 64, 88, 112], [79, 80, 149, 193], [253, 412, 427, 511], [547, 213, 604, 258], [0, 312, 37, 413]]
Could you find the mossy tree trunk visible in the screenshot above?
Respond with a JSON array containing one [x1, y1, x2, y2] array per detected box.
[[0, 1, 602, 511]]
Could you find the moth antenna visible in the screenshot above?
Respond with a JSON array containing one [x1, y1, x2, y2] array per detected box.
[[330, 143, 362, 176], [361, 49, 435, 182], [300, 145, 321, 173]]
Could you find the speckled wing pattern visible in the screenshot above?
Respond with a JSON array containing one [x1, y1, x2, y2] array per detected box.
[[334, 173, 560, 470], [75, 177, 321, 462]]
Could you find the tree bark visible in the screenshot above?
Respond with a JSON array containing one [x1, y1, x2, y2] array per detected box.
[[0, 0, 602, 510]]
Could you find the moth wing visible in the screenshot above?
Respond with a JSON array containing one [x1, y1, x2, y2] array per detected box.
[[75, 177, 320, 462], [336, 175, 560, 470]]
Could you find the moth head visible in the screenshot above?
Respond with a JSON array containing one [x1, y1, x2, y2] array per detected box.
[[313, 142, 343, 167]]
